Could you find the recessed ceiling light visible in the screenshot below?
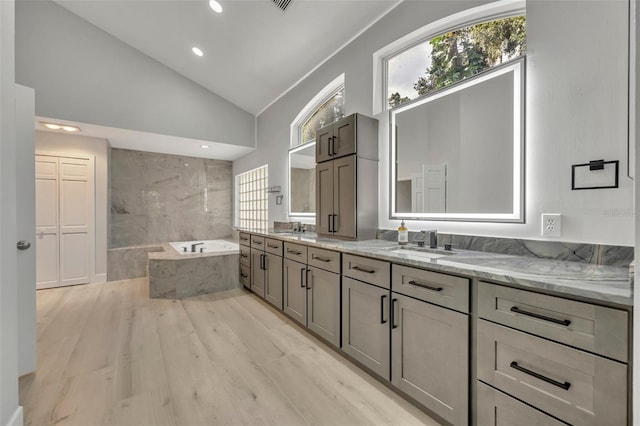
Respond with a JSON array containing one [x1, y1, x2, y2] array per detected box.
[[201, 144, 209, 149], [209, 0, 222, 13], [40, 122, 80, 132], [192, 47, 204, 57]]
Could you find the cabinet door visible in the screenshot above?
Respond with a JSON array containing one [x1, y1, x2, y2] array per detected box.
[[333, 114, 356, 158], [283, 258, 307, 326], [316, 161, 334, 235], [250, 248, 265, 298], [333, 155, 356, 238], [342, 277, 390, 379], [307, 266, 340, 348], [391, 294, 468, 426], [316, 124, 333, 163], [264, 253, 283, 310], [477, 382, 566, 426], [239, 264, 250, 290]]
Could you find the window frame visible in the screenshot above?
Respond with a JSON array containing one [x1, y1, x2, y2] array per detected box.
[[372, 0, 525, 115]]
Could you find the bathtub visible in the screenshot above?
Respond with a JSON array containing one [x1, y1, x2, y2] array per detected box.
[[169, 239, 239, 255]]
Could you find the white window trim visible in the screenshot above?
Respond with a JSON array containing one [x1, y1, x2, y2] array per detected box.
[[372, 0, 526, 115], [290, 73, 345, 148]]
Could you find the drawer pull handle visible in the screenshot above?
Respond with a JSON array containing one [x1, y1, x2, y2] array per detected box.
[[352, 265, 375, 274], [311, 255, 331, 263], [510, 306, 571, 326], [408, 280, 442, 292], [510, 361, 571, 391], [241, 254, 248, 258], [253, 241, 263, 245], [240, 273, 248, 278], [267, 244, 279, 249], [288, 249, 302, 255]]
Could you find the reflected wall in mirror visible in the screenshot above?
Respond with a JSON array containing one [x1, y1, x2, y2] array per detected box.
[[390, 59, 524, 222], [289, 142, 316, 216]]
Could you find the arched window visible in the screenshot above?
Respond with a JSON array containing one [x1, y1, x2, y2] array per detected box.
[[373, 0, 525, 113]]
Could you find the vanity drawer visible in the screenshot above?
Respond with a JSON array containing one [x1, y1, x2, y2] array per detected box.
[[250, 235, 265, 248], [478, 282, 628, 362], [343, 254, 390, 289], [265, 238, 283, 256], [239, 245, 251, 266], [239, 264, 250, 289], [392, 264, 469, 313], [284, 242, 307, 262], [239, 232, 251, 246], [477, 381, 566, 426], [308, 247, 341, 274], [477, 320, 627, 426]]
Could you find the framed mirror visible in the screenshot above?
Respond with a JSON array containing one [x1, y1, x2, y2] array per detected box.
[[390, 58, 525, 222], [289, 142, 316, 217]]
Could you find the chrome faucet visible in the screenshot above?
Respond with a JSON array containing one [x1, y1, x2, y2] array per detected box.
[[417, 229, 438, 249], [191, 242, 205, 252]]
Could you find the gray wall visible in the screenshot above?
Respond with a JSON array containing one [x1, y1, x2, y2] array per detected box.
[[110, 149, 233, 248], [35, 131, 109, 282], [234, 0, 633, 246], [290, 168, 315, 213], [15, 0, 255, 148]]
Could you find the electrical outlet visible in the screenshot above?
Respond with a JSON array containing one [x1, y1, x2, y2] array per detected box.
[[541, 213, 562, 237]]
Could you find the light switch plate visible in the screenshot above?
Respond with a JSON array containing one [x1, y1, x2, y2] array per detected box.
[[541, 213, 562, 237]]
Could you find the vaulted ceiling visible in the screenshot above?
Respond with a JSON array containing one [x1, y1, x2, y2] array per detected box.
[[55, 0, 399, 115]]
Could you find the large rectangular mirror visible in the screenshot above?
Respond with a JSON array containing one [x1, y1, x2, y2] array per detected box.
[[390, 59, 525, 222], [289, 142, 316, 217]]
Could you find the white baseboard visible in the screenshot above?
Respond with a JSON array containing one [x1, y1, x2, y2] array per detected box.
[[6, 406, 23, 426], [94, 273, 107, 284]]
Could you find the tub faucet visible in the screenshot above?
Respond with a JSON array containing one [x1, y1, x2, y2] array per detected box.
[[191, 242, 205, 252]]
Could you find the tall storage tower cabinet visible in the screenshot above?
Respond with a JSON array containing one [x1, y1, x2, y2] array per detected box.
[[315, 113, 378, 240]]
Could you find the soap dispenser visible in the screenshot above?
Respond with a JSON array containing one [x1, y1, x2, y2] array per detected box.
[[398, 220, 408, 245]]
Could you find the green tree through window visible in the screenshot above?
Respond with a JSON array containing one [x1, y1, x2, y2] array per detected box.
[[388, 16, 525, 108], [301, 88, 345, 145]]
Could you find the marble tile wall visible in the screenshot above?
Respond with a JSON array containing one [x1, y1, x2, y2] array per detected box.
[[148, 254, 240, 298], [107, 245, 164, 281], [110, 149, 233, 248], [376, 230, 634, 267]]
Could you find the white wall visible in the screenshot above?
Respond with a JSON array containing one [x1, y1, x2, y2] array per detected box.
[[236, 0, 633, 246], [36, 131, 109, 283], [0, 0, 23, 424], [15, 0, 255, 149]]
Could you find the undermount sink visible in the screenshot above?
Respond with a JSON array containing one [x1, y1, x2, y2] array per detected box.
[[386, 246, 457, 260]]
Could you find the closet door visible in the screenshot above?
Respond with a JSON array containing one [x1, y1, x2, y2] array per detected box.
[[59, 157, 91, 286], [35, 156, 59, 289]]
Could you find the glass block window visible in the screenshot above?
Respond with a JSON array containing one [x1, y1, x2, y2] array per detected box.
[[236, 165, 268, 231]]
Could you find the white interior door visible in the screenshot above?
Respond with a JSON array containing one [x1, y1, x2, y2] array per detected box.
[[411, 173, 424, 213], [59, 157, 91, 286], [35, 156, 59, 289], [35, 155, 92, 288], [423, 164, 446, 213]]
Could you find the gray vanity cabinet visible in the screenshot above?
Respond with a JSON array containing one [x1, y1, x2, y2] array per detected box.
[[391, 293, 468, 426], [250, 248, 265, 298], [316, 113, 381, 163], [315, 114, 378, 241], [342, 276, 390, 380], [316, 155, 356, 238], [249, 237, 283, 306], [306, 266, 341, 347], [283, 257, 307, 325]]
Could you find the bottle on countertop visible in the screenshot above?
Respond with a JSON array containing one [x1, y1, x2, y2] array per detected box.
[[398, 220, 408, 245]]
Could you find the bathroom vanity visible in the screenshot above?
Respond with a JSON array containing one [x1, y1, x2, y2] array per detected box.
[[237, 230, 632, 426]]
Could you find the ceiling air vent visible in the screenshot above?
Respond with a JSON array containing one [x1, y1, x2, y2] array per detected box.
[[272, 0, 292, 12]]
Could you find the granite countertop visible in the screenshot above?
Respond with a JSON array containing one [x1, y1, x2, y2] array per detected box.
[[238, 229, 633, 307]]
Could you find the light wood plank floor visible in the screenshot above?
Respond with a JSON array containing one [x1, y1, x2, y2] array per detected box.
[[20, 278, 442, 426]]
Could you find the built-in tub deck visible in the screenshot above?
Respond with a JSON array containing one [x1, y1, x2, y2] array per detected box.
[[147, 240, 240, 299]]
